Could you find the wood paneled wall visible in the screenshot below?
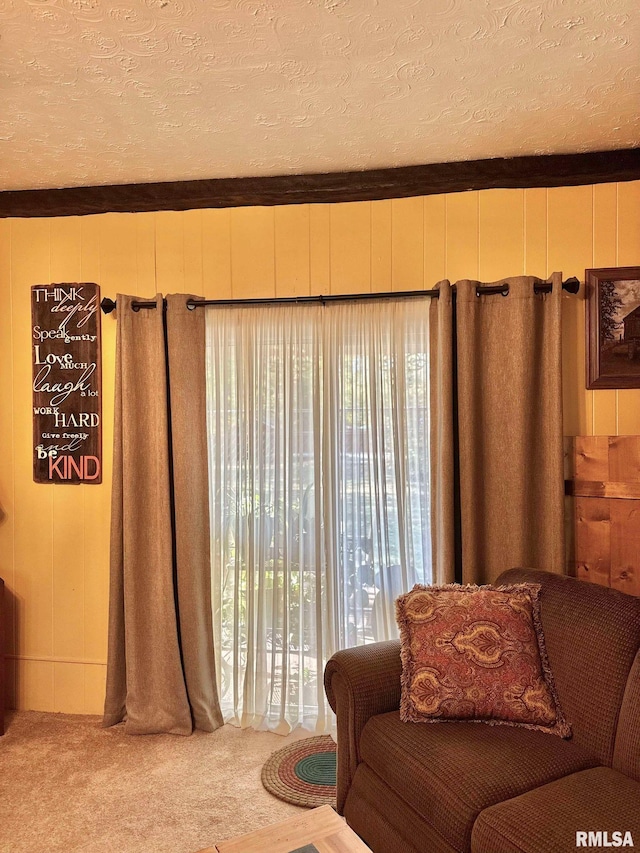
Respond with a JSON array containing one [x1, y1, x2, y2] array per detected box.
[[0, 182, 639, 713], [566, 436, 640, 596]]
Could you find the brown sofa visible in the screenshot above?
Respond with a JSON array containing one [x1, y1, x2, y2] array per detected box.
[[324, 568, 640, 853]]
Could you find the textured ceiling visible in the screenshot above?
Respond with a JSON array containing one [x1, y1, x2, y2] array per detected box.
[[1, 0, 638, 192]]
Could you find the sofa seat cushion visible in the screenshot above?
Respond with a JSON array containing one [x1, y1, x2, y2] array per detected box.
[[345, 763, 458, 853], [471, 767, 640, 853], [359, 712, 599, 853]]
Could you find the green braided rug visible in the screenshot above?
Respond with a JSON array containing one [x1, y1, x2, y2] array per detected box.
[[261, 735, 337, 808]]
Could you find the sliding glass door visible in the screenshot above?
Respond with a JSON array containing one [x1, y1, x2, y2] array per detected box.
[[205, 298, 431, 733]]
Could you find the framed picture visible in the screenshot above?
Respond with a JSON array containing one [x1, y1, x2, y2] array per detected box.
[[586, 266, 640, 389]]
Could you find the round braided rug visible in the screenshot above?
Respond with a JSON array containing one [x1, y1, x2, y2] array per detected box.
[[261, 735, 337, 808]]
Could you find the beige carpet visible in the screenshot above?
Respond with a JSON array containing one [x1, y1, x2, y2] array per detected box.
[[0, 710, 317, 853]]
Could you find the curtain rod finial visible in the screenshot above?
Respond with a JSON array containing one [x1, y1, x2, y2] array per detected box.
[[101, 297, 116, 314], [563, 277, 580, 294]]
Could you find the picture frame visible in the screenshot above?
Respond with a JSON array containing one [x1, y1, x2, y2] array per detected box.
[[586, 266, 640, 389]]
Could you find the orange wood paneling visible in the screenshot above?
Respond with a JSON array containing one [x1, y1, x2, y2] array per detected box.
[[523, 188, 547, 277], [445, 192, 479, 282], [391, 197, 423, 292], [12, 220, 55, 690], [183, 209, 205, 297], [155, 211, 186, 294], [0, 220, 15, 671], [49, 220, 85, 684], [274, 205, 310, 298], [609, 500, 640, 597], [202, 209, 232, 300], [330, 202, 371, 294], [2, 182, 639, 712], [616, 181, 640, 433], [618, 181, 640, 266], [574, 435, 610, 481], [609, 435, 640, 482], [309, 205, 331, 295], [370, 199, 392, 292], [423, 195, 446, 284], [574, 496, 610, 588], [478, 189, 524, 280], [593, 184, 618, 268], [568, 435, 640, 596], [230, 207, 276, 298]]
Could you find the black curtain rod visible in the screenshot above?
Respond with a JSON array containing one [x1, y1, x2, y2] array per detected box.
[[100, 277, 580, 314]]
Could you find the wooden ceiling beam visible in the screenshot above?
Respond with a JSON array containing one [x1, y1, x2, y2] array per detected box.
[[2, 148, 639, 218]]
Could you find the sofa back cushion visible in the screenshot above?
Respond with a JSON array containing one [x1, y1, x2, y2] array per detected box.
[[613, 649, 640, 782], [497, 569, 640, 766]]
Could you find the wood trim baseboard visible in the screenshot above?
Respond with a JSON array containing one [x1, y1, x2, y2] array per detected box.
[[2, 148, 639, 219]]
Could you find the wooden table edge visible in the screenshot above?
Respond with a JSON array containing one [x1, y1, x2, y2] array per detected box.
[[195, 805, 370, 853]]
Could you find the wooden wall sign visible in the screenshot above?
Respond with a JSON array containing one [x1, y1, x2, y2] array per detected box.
[[31, 282, 102, 484]]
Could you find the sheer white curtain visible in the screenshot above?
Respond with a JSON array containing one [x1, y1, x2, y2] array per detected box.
[[205, 298, 432, 733]]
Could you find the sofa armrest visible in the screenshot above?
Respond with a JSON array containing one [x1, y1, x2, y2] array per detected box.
[[324, 640, 402, 813]]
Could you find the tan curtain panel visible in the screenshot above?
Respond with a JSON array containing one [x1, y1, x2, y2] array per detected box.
[[455, 273, 565, 584], [104, 294, 223, 735], [429, 280, 456, 585]]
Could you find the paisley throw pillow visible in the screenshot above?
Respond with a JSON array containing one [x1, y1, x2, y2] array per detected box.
[[395, 583, 571, 737]]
